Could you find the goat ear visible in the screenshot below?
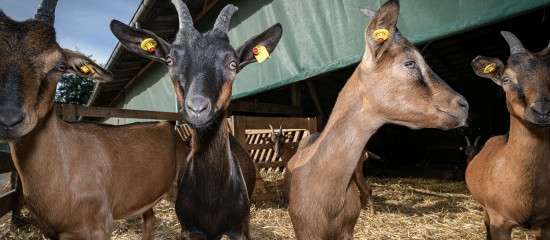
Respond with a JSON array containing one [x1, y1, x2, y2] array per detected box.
[[471, 56, 505, 86], [62, 49, 113, 83], [361, 0, 399, 64], [110, 19, 171, 64], [285, 134, 294, 140], [235, 23, 283, 71]]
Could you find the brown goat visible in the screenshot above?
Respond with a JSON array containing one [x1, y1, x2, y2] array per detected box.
[[466, 32, 550, 240], [285, 0, 469, 238], [0, 1, 188, 239], [266, 124, 376, 216]]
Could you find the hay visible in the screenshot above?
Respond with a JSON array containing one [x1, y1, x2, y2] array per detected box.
[[0, 178, 537, 239]]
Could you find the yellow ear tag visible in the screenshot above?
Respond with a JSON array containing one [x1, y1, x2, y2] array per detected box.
[[140, 38, 158, 53], [252, 45, 270, 63], [372, 28, 390, 43], [483, 63, 497, 74], [79, 64, 94, 75]]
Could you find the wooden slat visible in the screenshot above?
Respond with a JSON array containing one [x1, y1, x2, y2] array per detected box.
[[0, 190, 15, 218], [243, 116, 316, 130], [245, 142, 299, 151], [55, 105, 182, 121], [0, 153, 14, 174]]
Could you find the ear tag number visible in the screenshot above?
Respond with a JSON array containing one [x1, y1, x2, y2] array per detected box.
[[372, 29, 390, 43], [79, 64, 94, 75], [140, 38, 158, 53], [483, 63, 496, 74], [253, 45, 270, 63]]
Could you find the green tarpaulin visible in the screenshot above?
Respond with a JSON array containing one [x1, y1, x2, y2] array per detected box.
[[108, 0, 549, 123], [217, 0, 550, 99]]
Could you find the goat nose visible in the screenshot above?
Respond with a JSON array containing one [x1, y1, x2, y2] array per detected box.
[[0, 109, 25, 128], [531, 104, 550, 117], [186, 96, 210, 114], [455, 97, 469, 111]]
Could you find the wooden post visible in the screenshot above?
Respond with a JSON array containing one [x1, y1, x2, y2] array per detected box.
[[10, 174, 24, 227], [307, 117, 318, 135], [229, 115, 247, 147], [306, 80, 325, 131], [61, 104, 77, 121]]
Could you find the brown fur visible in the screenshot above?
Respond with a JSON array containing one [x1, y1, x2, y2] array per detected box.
[[466, 32, 550, 240], [285, 1, 469, 238], [0, 5, 189, 239], [268, 125, 377, 216]]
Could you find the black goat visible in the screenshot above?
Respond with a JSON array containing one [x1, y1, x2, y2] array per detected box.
[[110, 0, 283, 239]]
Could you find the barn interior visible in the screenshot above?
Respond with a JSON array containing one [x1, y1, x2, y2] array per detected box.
[[238, 7, 550, 177]]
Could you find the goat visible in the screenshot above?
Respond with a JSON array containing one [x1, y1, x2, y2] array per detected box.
[[463, 136, 482, 164], [285, 0, 469, 238], [266, 124, 377, 216], [110, 0, 282, 239], [0, 1, 189, 239], [466, 32, 550, 240]]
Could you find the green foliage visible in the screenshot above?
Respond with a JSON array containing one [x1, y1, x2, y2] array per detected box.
[[55, 73, 95, 105]]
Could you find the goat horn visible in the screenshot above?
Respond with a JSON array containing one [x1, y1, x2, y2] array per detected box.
[[465, 136, 471, 146], [171, 0, 195, 31], [35, 0, 57, 25], [474, 136, 481, 146], [501, 31, 525, 55], [213, 4, 238, 33], [269, 124, 275, 136], [279, 123, 284, 134]]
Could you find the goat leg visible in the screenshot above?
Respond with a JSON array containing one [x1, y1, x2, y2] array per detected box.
[[141, 208, 156, 240], [354, 160, 376, 216]]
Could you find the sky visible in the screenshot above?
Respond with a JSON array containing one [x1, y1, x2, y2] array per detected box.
[[0, 0, 138, 64]]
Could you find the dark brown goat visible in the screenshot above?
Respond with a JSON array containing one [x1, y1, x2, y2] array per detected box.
[[0, 1, 188, 239], [285, 0, 469, 238], [110, 0, 282, 239], [464, 136, 482, 164], [466, 32, 550, 240], [266, 124, 377, 216]]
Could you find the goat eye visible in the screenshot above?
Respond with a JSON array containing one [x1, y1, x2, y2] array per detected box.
[[502, 77, 510, 84], [404, 61, 416, 69], [56, 62, 66, 72], [166, 57, 174, 66], [228, 61, 237, 71]]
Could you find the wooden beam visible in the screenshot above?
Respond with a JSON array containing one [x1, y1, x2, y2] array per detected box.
[[230, 101, 302, 116], [306, 80, 325, 130], [242, 116, 316, 130], [55, 104, 182, 121]]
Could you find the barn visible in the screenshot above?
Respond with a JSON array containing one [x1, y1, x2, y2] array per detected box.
[[88, 0, 550, 174]]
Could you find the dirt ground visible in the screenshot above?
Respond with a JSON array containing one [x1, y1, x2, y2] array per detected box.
[[0, 177, 537, 239]]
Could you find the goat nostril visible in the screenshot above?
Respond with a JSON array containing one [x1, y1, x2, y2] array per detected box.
[[0, 111, 25, 128], [531, 106, 550, 116], [186, 97, 210, 114], [457, 98, 469, 110]]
